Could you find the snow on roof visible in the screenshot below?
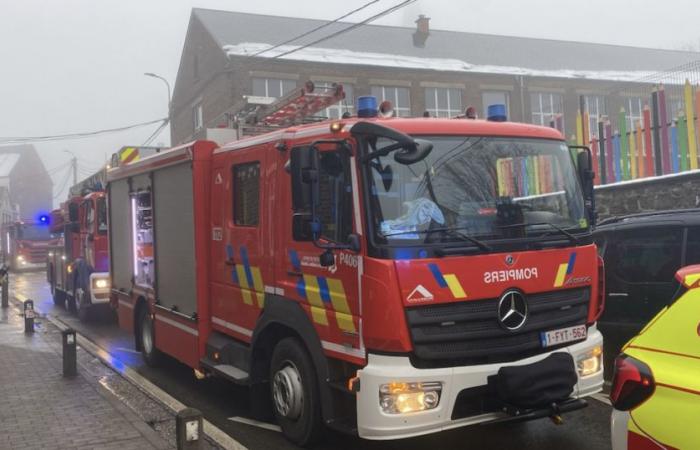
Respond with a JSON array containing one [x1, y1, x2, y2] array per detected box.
[[224, 42, 659, 82], [0, 153, 21, 178]]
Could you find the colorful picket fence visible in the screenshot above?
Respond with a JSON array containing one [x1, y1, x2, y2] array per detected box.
[[496, 155, 564, 197], [572, 80, 700, 185]]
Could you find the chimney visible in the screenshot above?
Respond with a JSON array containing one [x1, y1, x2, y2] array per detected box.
[[413, 14, 430, 47]]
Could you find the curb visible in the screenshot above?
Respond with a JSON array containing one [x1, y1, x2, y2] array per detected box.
[[12, 293, 247, 450]]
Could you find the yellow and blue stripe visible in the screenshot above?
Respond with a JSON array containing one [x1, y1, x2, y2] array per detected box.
[[554, 252, 577, 287], [428, 263, 467, 299], [228, 244, 265, 307]]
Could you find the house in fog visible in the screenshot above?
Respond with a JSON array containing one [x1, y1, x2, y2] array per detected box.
[[0, 145, 53, 223]]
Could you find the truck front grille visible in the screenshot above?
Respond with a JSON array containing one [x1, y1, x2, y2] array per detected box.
[[406, 287, 590, 367]]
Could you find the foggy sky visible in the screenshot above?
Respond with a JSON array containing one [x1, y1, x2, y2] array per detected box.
[[2, 0, 700, 205]]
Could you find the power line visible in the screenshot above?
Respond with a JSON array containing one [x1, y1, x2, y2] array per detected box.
[[52, 165, 73, 199], [251, 0, 381, 57], [271, 0, 417, 60], [142, 119, 169, 146], [0, 117, 168, 144]]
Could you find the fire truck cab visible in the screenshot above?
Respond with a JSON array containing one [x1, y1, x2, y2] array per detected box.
[[3, 218, 55, 271], [109, 97, 604, 445]]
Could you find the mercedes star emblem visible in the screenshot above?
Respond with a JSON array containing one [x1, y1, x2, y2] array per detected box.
[[497, 290, 528, 331]]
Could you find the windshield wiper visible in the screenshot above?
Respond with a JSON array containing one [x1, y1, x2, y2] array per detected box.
[[382, 227, 492, 252], [497, 222, 580, 244]]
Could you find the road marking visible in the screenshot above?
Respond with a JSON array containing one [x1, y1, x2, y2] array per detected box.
[[228, 416, 281, 433], [114, 347, 141, 354], [590, 393, 612, 406], [15, 292, 249, 450]]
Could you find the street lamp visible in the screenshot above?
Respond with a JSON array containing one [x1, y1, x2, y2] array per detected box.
[[144, 72, 172, 115]]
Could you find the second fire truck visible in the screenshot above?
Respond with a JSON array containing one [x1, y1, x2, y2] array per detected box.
[[107, 87, 605, 445]]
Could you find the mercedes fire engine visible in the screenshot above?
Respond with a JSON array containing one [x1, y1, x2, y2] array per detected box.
[[107, 86, 604, 445]]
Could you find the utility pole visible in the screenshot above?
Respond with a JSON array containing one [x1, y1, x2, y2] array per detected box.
[[71, 156, 77, 185]]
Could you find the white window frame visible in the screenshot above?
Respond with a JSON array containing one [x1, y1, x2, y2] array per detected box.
[[625, 97, 644, 129], [530, 92, 564, 128], [252, 77, 296, 99], [371, 85, 411, 117], [193, 103, 203, 131], [425, 87, 463, 118], [584, 95, 606, 136]]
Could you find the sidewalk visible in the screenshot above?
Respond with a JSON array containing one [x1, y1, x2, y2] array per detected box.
[[0, 301, 175, 450]]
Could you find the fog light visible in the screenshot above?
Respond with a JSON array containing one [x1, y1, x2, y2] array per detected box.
[[379, 381, 442, 414], [577, 346, 603, 377], [94, 278, 109, 289]]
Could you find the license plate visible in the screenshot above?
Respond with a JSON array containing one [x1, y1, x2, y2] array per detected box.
[[540, 324, 587, 348]]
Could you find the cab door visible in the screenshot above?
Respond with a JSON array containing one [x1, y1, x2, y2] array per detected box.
[[209, 145, 272, 340], [274, 142, 363, 361]]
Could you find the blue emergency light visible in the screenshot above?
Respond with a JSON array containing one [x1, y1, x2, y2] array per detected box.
[[37, 214, 50, 225], [357, 96, 378, 118], [487, 104, 507, 122]]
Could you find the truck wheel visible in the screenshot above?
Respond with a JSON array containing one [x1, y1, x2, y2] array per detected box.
[[67, 289, 77, 313], [76, 287, 91, 322], [138, 306, 163, 367], [270, 337, 323, 446], [52, 287, 65, 307]]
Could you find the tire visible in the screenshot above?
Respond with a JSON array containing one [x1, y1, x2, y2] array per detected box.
[[76, 287, 91, 322], [67, 288, 77, 313], [52, 287, 65, 307], [138, 306, 163, 367], [270, 337, 323, 446]]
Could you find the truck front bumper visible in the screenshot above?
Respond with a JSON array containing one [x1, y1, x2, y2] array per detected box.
[[356, 327, 604, 440]]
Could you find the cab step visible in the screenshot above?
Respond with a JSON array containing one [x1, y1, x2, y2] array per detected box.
[[200, 356, 250, 384]]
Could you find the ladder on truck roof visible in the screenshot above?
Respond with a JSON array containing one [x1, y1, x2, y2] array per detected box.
[[233, 81, 346, 137]]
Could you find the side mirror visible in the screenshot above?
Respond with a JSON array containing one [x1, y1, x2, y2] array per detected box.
[[393, 139, 434, 165], [292, 213, 314, 241], [68, 203, 79, 222], [290, 146, 319, 211], [570, 145, 596, 226]]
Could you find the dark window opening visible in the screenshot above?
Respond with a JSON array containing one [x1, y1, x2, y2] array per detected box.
[[233, 162, 260, 226]]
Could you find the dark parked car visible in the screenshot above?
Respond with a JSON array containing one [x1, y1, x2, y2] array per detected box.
[[593, 209, 700, 373]]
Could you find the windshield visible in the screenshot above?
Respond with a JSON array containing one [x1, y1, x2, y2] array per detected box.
[[16, 224, 51, 241], [366, 136, 586, 246]]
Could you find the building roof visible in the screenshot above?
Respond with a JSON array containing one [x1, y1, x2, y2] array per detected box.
[[0, 154, 21, 178], [194, 8, 700, 80]]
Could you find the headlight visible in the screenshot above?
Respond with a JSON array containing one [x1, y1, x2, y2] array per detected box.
[[48, 252, 54, 257], [379, 381, 442, 414], [16, 255, 24, 262], [577, 346, 603, 377], [93, 278, 109, 289]]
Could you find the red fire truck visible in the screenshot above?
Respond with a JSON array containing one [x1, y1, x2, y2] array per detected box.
[[108, 91, 604, 445], [47, 147, 159, 320], [3, 219, 57, 271]]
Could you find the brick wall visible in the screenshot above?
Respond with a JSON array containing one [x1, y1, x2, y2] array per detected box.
[[594, 171, 700, 219]]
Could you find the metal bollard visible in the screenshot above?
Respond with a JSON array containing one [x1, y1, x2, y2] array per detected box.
[[176, 408, 203, 450], [1, 267, 8, 308], [62, 328, 77, 377], [24, 299, 34, 333]]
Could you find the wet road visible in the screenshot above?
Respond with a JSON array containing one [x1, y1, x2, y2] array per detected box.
[[13, 271, 614, 450]]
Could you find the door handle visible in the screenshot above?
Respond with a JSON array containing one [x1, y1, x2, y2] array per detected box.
[[225, 259, 235, 266], [608, 292, 629, 297], [287, 270, 304, 278]]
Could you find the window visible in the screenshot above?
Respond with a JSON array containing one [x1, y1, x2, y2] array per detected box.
[[193, 103, 203, 131], [625, 97, 644, 129], [97, 197, 107, 233], [371, 86, 411, 117], [316, 150, 353, 243], [85, 201, 94, 231], [233, 162, 260, 226], [584, 95, 606, 136], [425, 87, 462, 118], [530, 92, 564, 127], [608, 227, 682, 283], [317, 82, 354, 119], [482, 91, 509, 118], [252, 77, 296, 98], [132, 191, 154, 287]]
